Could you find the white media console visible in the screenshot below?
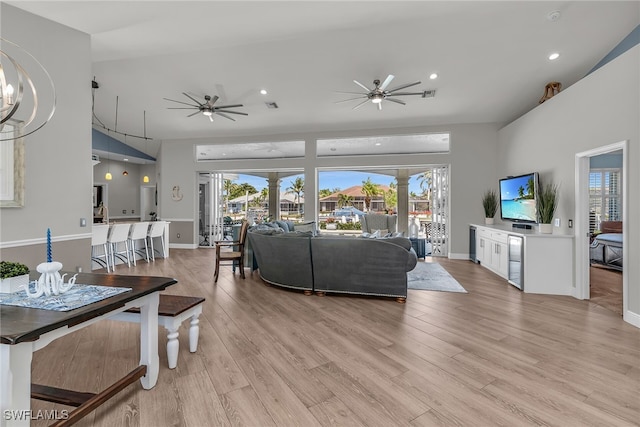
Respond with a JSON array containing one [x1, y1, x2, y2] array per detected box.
[[470, 224, 574, 295]]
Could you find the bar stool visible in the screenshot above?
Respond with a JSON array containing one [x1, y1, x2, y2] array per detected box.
[[108, 223, 132, 268], [128, 222, 150, 265], [147, 221, 166, 261], [91, 224, 111, 272]]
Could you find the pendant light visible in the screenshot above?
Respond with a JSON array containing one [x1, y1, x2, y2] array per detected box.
[[121, 133, 129, 176], [105, 130, 112, 180], [142, 110, 150, 183]]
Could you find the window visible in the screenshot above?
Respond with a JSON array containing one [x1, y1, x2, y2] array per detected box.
[[317, 133, 449, 157], [589, 169, 621, 232]]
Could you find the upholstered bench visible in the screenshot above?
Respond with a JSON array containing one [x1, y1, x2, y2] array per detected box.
[[113, 294, 205, 369]]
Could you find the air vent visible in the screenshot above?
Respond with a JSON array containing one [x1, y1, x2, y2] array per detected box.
[[265, 102, 279, 109], [422, 90, 436, 98]]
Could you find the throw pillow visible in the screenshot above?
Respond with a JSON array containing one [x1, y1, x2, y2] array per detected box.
[[274, 220, 290, 232]]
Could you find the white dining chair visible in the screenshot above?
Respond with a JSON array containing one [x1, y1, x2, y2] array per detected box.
[[108, 223, 132, 268], [91, 224, 111, 272], [128, 222, 150, 265]]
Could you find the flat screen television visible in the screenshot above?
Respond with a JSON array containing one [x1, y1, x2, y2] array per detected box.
[[499, 172, 539, 223]]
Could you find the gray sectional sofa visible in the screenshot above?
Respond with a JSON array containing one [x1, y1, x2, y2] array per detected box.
[[247, 225, 417, 302]]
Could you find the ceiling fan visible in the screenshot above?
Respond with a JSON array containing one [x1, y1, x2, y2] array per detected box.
[[336, 74, 433, 110], [163, 93, 248, 122]]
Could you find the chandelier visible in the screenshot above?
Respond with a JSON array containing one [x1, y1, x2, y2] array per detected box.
[[0, 38, 56, 141]]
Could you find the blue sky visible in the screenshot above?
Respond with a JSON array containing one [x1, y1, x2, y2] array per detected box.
[[235, 171, 425, 195]]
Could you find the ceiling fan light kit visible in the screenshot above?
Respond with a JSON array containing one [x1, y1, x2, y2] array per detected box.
[[336, 74, 434, 110]]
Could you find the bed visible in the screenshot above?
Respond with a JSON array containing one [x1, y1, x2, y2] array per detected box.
[[590, 221, 623, 271]]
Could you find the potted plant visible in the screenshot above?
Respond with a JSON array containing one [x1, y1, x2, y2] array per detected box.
[[0, 261, 30, 293], [482, 189, 498, 225], [537, 182, 559, 234], [325, 217, 337, 230]]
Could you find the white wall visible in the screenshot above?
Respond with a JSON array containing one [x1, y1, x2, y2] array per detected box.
[[498, 46, 639, 317], [158, 123, 500, 254], [0, 5, 92, 270]]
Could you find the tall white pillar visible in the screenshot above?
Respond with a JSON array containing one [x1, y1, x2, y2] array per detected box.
[[396, 170, 410, 235], [267, 174, 281, 220]]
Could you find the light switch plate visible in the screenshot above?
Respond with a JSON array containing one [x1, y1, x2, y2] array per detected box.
[[554, 218, 561, 227]]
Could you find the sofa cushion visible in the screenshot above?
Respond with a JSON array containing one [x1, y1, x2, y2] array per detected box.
[[250, 224, 285, 235], [274, 220, 291, 232]]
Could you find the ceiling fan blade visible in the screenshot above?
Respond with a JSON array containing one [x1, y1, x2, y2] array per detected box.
[[209, 115, 214, 122], [385, 98, 406, 105], [187, 111, 201, 117], [352, 99, 370, 110], [353, 80, 371, 92], [387, 81, 421, 93], [214, 104, 243, 109], [163, 98, 198, 107], [334, 91, 368, 95], [167, 107, 199, 110], [208, 95, 219, 106], [215, 112, 236, 121], [377, 102, 382, 111], [215, 109, 248, 116], [183, 92, 204, 106], [379, 74, 395, 90], [335, 96, 368, 104], [388, 91, 424, 96]]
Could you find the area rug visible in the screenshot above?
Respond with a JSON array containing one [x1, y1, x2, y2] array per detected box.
[[407, 262, 467, 293]]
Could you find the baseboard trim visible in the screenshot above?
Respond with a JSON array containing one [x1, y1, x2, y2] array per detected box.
[[624, 309, 640, 329]]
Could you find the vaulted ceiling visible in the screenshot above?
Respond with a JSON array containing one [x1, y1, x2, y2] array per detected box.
[[7, 1, 640, 158]]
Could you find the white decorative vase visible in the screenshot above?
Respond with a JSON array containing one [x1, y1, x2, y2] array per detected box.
[[538, 223, 553, 234], [485, 217, 494, 225], [409, 216, 420, 238], [0, 274, 29, 293]]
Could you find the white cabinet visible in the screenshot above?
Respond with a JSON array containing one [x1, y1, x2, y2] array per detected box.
[[472, 224, 574, 295], [476, 228, 508, 279]]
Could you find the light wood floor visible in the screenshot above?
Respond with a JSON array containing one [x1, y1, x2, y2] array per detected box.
[[590, 265, 623, 316], [30, 250, 639, 426]]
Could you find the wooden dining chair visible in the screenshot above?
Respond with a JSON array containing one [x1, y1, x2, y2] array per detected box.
[[214, 219, 249, 282]]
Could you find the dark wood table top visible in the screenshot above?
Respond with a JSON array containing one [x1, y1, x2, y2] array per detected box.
[[0, 272, 177, 345]]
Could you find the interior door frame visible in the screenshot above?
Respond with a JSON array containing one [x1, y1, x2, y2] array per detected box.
[[574, 140, 628, 320]]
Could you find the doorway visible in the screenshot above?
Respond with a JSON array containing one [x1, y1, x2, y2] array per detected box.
[[575, 141, 628, 319], [140, 185, 155, 221]]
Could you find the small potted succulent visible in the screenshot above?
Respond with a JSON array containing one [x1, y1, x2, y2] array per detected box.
[[482, 189, 498, 225], [0, 261, 30, 293]]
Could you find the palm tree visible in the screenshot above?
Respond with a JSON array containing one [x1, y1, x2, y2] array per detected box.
[[384, 180, 397, 212], [417, 170, 433, 211], [526, 176, 535, 198], [337, 193, 353, 208], [286, 177, 304, 214], [361, 177, 381, 212], [518, 185, 525, 199], [223, 179, 234, 213]]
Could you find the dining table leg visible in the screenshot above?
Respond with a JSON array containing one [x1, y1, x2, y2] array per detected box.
[[0, 343, 34, 427], [137, 292, 160, 389]]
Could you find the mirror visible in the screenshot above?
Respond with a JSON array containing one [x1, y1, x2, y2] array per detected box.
[[0, 120, 25, 208]]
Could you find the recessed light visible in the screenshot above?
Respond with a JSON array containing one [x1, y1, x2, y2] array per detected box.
[[260, 89, 268, 95], [330, 147, 337, 151], [429, 73, 438, 80], [375, 142, 382, 146], [549, 52, 560, 60], [123, 158, 129, 162]]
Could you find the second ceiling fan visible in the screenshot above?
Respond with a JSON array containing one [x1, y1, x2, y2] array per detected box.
[[164, 93, 248, 122], [336, 74, 432, 110]]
